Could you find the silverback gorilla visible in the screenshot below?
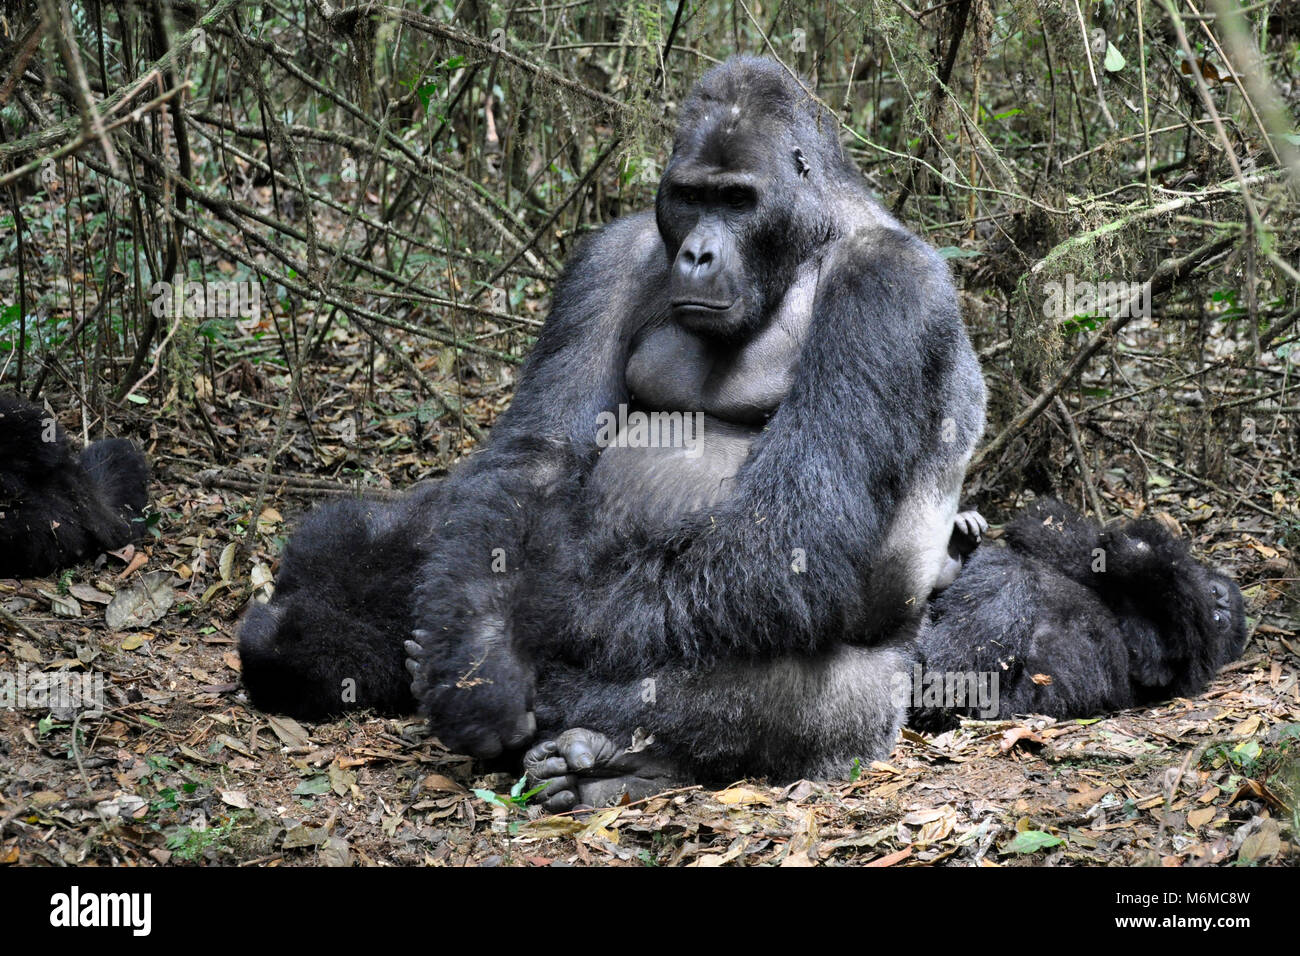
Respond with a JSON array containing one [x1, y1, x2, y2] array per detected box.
[[909, 499, 1248, 733], [240, 57, 988, 804], [0, 394, 149, 578]]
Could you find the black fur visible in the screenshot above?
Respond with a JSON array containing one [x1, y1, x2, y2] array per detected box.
[[240, 58, 987, 793], [238, 444, 583, 725], [238, 490, 435, 719], [909, 499, 1249, 732], [0, 394, 149, 578], [403, 58, 984, 773]]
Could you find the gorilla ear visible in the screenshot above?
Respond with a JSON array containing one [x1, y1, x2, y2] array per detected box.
[[792, 147, 811, 178]]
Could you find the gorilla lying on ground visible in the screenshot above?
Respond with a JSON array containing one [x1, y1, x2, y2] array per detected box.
[[241, 56, 988, 806], [0, 394, 149, 578], [909, 499, 1249, 733]]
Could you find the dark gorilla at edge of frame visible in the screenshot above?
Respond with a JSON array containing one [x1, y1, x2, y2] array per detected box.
[[239, 57, 988, 806], [0, 394, 149, 578], [909, 499, 1249, 733]]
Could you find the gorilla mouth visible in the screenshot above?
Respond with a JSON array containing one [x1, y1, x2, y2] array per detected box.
[[672, 299, 737, 312]]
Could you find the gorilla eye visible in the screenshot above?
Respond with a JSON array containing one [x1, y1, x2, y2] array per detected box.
[[678, 187, 702, 205], [722, 186, 754, 209]]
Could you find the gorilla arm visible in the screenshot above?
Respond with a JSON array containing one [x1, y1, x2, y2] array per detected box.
[[539, 228, 986, 675], [405, 213, 666, 755]]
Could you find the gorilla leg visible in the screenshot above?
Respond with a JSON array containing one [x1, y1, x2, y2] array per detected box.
[[526, 639, 912, 809]]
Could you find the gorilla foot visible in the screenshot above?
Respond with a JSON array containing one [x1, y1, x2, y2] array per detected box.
[[1209, 577, 1236, 632], [523, 728, 680, 812]]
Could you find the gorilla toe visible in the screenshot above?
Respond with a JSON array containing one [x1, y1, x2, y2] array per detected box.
[[524, 728, 679, 812]]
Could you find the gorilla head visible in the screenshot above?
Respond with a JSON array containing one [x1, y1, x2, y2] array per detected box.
[[656, 58, 854, 338], [1080, 512, 1248, 696], [238, 496, 428, 719]]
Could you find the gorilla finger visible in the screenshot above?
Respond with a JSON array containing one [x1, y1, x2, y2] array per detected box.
[[525, 756, 572, 779], [404, 639, 423, 658], [404, 657, 420, 676], [524, 739, 558, 764], [958, 512, 986, 540], [540, 782, 578, 813], [557, 740, 596, 771]]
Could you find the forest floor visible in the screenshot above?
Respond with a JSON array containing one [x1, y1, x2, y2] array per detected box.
[[1, 336, 1298, 868]]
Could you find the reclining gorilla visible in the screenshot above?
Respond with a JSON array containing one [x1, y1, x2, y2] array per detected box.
[[909, 499, 1248, 733], [240, 57, 988, 804], [0, 394, 149, 578]]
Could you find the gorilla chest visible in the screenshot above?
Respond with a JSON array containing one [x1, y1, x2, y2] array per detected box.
[[589, 268, 815, 525]]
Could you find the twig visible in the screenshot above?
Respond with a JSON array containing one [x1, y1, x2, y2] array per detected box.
[[1053, 395, 1106, 519], [0, 604, 45, 642]]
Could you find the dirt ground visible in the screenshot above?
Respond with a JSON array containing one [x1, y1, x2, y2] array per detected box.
[[1, 360, 1297, 868]]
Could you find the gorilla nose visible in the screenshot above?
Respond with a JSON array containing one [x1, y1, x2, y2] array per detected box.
[[677, 244, 719, 281]]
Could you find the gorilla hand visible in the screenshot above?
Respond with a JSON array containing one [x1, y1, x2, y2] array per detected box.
[[952, 509, 989, 554], [523, 728, 679, 812], [405, 628, 536, 758], [932, 509, 989, 594]]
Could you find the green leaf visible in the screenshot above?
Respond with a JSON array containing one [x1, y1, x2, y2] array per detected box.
[[293, 775, 332, 796], [936, 246, 982, 260], [519, 784, 547, 802], [1104, 43, 1126, 72], [1003, 830, 1064, 854], [473, 788, 505, 808], [1231, 741, 1262, 763]]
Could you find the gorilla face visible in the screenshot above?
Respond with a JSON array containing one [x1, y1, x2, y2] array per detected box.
[[657, 174, 757, 336], [1207, 571, 1248, 661], [654, 64, 844, 339]]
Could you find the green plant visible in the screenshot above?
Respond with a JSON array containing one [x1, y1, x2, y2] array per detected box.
[[165, 813, 242, 862], [475, 775, 546, 811]]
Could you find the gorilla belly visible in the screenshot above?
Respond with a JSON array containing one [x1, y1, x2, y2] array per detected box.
[[589, 416, 756, 527]]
